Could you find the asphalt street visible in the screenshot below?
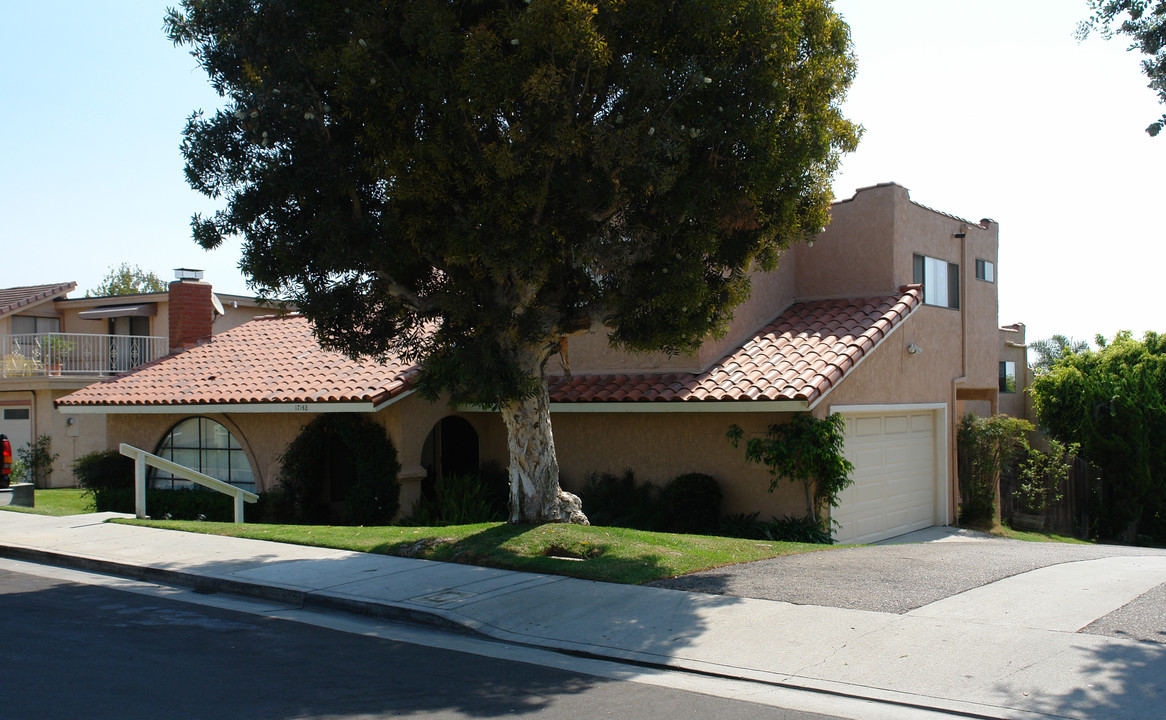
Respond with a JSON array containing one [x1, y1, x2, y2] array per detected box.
[[651, 536, 1166, 641], [0, 566, 849, 720]]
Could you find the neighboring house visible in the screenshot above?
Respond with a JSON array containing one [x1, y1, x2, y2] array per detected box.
[[998, 323, 1032, 422], [58, 183, 1021, 543], [1, 271, 274, 486]]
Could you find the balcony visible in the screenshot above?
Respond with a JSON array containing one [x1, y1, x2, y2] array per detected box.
[[1, 333, 167, 378]]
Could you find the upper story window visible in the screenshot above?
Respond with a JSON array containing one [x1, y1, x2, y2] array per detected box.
[[10, 316, 60, 334], [976, 259, 995, 283], [150, 417, 256, 494], [913, 254, 959, 309], [999, 361, 1017, 393]]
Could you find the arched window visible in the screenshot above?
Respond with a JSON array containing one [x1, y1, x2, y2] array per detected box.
[[150, 417, 255, 493]]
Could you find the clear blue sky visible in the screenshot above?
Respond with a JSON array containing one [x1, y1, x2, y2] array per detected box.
[[2, 1, 1162, 346]]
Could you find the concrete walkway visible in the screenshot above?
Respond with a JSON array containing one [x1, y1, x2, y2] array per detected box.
[[2, 511, 1164, 720]]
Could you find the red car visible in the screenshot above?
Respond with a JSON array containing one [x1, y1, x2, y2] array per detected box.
[[1, 434, 11, 488]]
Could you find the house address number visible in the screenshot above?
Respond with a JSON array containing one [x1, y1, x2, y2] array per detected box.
[[294, 404, 310, 412]]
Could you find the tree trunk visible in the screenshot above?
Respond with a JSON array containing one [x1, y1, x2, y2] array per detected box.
[[500, 372, 588, 525]]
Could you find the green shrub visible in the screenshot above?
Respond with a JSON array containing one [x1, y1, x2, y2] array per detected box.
[[404, 472, 506, 526], [73, 450, 134, 491], [277, 414, 401, 525], [16, 435, 58, 488], [716, 512, 834, 544], [727, 413, 854, 523], [1013, 440, 1077, 515], [577, 470, 662, 531], [89, 487, 235, 521], [957, 413, 1032, 524], [250, 487, 297, 524], [660, 473, 722, 533]]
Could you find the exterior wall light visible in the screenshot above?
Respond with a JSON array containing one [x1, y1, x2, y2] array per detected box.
[[907, 343, 922, 355]]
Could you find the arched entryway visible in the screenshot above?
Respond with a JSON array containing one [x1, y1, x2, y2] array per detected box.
[[420, 416, 480, 498]]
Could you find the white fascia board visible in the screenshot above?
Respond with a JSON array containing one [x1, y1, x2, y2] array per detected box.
[[465, 400, 809, 413], [828, 402, 948, 415], [61, 401, 377, 415], [372, 388, 416, 412]]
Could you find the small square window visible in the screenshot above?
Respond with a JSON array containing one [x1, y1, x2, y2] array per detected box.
[[999, 361, 1017, 393], [976, 259, 995, 282], [3, 408, 30, 420]]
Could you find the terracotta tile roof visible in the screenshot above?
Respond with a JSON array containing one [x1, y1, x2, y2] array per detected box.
[[57, 314, 419, 408], [548, 287, 922, 407], [0, 282, 76, 318], [58, 288, 921, 411]]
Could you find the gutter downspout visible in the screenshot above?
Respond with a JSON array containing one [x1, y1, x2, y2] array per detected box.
[[950, 224, 970, 523]]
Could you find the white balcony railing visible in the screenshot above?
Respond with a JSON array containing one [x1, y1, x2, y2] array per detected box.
[[1, 333, 167, 378]]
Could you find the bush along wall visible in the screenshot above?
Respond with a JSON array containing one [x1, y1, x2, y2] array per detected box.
[[277, 413, 401, 525]]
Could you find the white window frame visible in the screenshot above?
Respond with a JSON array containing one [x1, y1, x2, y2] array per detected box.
[[913, 254, 960, 309]]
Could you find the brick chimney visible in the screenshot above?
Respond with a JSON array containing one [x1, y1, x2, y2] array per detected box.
[[168, 269, 214, 352]]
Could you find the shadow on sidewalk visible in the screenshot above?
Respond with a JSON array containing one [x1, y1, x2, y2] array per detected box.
[[993, 637, 1166, 720]]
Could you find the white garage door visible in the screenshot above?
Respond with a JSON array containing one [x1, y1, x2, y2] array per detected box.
[[0, 406, 32, 455], [833, 410, 937, 544]]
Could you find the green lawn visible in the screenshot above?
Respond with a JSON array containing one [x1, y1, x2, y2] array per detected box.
[[118, 519, 831, 585], [0, 488, 94, 517], [993, 525, 1093, 544]]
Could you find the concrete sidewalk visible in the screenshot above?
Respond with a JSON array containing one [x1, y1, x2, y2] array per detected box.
[[2, 511, 1164, 720]]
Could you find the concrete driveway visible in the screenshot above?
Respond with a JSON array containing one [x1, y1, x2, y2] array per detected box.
[[650, 527, 1166, 644]]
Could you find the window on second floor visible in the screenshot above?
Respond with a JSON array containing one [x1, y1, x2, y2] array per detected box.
[[913, 254, 960, 309], [976, 259, 995, 282], [10, 316, 60, 335], [999, 361, 1017, 393]]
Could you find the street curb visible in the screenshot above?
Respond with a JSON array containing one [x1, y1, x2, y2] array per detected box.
[[0, 543, 477, 636], [0, 541, 1050, 720]]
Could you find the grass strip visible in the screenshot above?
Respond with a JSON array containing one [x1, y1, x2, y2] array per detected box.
[[115, 519, 830, 585], [0, 489, 94, 517]]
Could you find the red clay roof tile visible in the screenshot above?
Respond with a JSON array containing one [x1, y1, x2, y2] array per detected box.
[[57, 314, 419, 408], [547, 287, 922, 407], [59, 288, 921, 410]]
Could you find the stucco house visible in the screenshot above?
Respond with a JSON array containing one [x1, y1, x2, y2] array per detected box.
[[57, 183, 1020, 543], [0, 272, 274, 485]]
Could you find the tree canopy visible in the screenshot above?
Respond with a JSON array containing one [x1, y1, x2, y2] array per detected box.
[[87, 263, 167, 297], [1030, 331, 1166, 540], [1030, 334, 1089, 374], [167, 0, 860, 523], [1079, 0, 1166, 135]]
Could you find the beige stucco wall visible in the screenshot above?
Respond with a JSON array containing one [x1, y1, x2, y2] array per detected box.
[[998, 324, 1029, 421], [793, 183, 900, 299], [545, 409, 805, 518], [0, 382, 109, 487]]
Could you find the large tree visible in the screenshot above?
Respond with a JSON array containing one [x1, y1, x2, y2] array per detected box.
[[1030, 334, 1089, 374], [166, 0, 859, 524], [1030, 331, 1166, 540], [1079, 0, 1166, 135], [87, 263, 167, 297]]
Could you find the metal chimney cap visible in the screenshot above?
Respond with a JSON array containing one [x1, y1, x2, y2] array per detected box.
[[173, 268, 205, 280]]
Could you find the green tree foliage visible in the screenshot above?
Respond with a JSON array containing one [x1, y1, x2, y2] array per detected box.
[[87, 263, 167, 297], [1031, 334, 1089, 374], [1079, 0, 1166, 135], [727, 413, 854, 526], [956, 414, 1033, 524], [1013, 439, 1077, 516], [1030, 331, 1166, 540], [167, 0, 860, 523]]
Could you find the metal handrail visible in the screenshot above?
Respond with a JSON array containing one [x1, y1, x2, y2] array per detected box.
[[119, 443, 258, 523], [1, 333, 167, 377]]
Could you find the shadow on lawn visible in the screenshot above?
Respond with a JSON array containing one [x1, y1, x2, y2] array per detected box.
[[369, 523, 683, 585]]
